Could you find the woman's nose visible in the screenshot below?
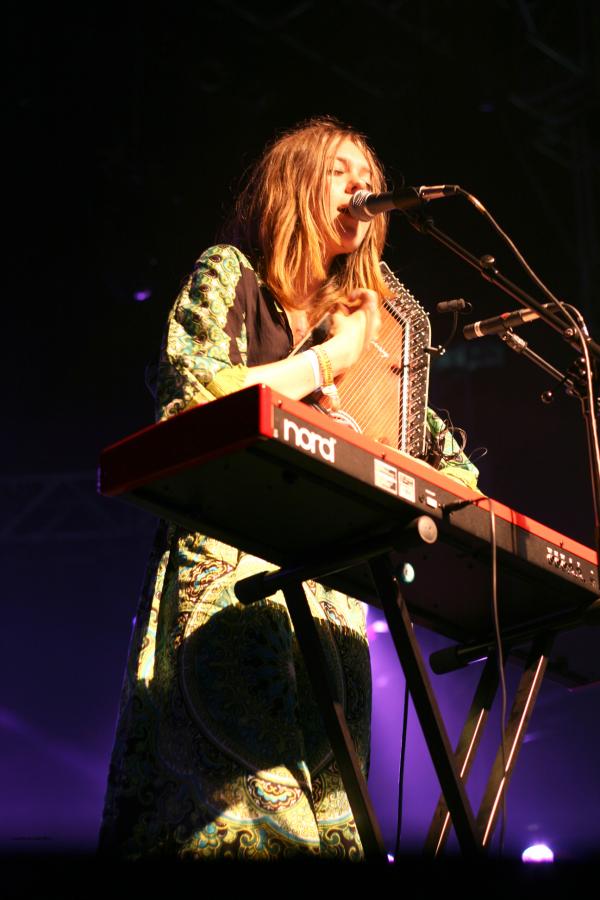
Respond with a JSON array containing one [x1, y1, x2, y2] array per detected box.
[[347, 174, 368, 194]]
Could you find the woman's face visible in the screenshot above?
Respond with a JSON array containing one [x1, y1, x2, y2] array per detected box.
[[323, 136, 374, 268]]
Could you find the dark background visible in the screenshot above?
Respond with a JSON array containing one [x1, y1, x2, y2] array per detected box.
[[3, 0, 599, 862]]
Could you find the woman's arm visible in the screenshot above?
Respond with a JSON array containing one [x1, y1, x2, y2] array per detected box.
[[158, 244, 380, 412], [244, 290, 381, 400]]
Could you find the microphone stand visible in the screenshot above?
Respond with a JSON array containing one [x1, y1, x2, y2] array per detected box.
[[408, 213, 600, 359], [406, 210, 600, 564]]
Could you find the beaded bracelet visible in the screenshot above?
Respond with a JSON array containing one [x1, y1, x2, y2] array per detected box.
[[304, 349, 322, 391], [312, 345, 333, 388], [313, 345, 341, 412]]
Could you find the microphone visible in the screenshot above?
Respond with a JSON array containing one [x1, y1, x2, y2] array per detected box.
[[436, 299, 471, 314], [348, 185, 458, 221], [463, 305, 552, 340]]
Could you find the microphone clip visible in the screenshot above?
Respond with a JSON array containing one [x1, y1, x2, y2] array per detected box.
[[426, 298, 473, 358]]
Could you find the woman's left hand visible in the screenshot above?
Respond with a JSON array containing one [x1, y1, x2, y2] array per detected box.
[[328, 289, 381, 369]]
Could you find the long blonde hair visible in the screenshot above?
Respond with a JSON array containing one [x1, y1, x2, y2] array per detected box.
[[224, 117, 392, 319]]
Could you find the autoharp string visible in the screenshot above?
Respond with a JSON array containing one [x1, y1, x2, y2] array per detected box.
[[290, 303, 409, 450], [335, 305, 408, 449]]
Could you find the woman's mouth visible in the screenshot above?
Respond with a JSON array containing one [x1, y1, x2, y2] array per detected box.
[[338, 206, 357, 225]]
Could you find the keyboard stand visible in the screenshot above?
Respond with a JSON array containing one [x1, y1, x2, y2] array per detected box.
[[235, 520, 583, 860], [425, 631, 554, 854], [235, 516, 483, 860]]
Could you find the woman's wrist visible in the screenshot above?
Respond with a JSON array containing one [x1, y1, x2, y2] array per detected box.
[[323, 334, 353, 375]]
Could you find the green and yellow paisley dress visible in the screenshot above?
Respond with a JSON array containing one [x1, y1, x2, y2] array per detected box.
[[99, 245, 478, 862]]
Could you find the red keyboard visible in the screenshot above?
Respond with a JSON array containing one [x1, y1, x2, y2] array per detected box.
[[99, 384, 598, 645]]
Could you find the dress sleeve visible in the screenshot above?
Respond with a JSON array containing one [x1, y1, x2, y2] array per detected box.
[[426, 408, 481, 492], [156, 245, 253, 421]]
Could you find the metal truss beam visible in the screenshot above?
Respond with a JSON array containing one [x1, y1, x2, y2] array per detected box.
[[0, 472, 154, 544]]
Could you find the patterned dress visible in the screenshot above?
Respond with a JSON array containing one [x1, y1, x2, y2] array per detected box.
[[99, 246, 373, 860], [99, 245, 479, 861]]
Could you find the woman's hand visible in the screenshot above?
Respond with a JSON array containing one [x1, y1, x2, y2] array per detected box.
[[327, 289, 381, 373], [244, 288, 381, 401]]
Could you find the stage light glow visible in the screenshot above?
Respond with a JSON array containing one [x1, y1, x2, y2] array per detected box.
[[521, 843, 554, 863], [366, 617, 389, 642], [133, 289, 152, 302], [399, 562, 415, 583]]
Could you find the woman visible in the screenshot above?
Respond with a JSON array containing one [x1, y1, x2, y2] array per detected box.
[[99, 117, 477, 862]]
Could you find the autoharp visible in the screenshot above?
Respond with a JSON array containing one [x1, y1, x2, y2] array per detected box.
[[329, 262, 431, 458]]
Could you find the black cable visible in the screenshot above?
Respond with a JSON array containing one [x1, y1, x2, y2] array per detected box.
[[488, 504, 508, 855], [427, 406, 485, 469], [394, 675, 410, 860]]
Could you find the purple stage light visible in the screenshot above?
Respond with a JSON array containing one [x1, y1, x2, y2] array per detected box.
[[522, 843, 554, 863], [367, 618, 389, 642], [133, 289, 152, 302]]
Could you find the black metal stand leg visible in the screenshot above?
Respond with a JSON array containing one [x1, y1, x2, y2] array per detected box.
[[425, 656, 500, 855], [476, 632, 554, 847], [368, 553, 481, 856], [282, 581, 387, 862]]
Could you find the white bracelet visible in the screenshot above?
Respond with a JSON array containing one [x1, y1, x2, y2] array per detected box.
[[305, 349, 322, 390]]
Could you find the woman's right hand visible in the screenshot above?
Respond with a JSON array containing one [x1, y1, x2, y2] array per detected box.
[[326, 289, 381, 374], [244, 289, 381, 402]]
